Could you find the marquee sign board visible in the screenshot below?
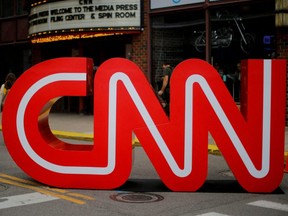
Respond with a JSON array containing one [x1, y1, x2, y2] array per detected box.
[[29, 0, 141, 36], [2, 58, 286, 192]]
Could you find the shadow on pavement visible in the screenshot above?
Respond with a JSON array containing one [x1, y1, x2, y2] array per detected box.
[[117, 179, 284, 194], [117, 179, 170, 192]]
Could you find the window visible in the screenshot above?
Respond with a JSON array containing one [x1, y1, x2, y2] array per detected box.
[[16, 0, 28, 15], [0, 0, 14, 17], [0, 0, 27, 17]]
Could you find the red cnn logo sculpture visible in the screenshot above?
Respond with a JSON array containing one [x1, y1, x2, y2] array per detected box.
[[2, 58, 286, 192]]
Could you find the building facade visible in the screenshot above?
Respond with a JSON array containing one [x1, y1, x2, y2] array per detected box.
[[0, 0, 287, 120], [0, 0, 30, 81]]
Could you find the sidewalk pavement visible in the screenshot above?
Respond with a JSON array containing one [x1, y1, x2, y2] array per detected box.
[[0, 112, 287, 157]]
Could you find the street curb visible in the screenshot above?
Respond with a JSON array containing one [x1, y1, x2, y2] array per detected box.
[[1, 125, 288, 157], [50, 132, 288, 158], [52, 130, 93, 142]]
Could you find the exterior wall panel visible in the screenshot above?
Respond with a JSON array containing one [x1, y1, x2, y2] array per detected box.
[[1, 20, 16, 42]]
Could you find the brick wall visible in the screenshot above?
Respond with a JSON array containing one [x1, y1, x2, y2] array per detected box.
[[151, 27, 185, 86], [130, 1, 185, 83], [150, 14, 187, 88], [131, 0, 149, 77], [276, 28, 288, 125]]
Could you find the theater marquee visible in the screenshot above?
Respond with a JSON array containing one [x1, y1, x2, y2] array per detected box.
[[29, 0, 142, 41]]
